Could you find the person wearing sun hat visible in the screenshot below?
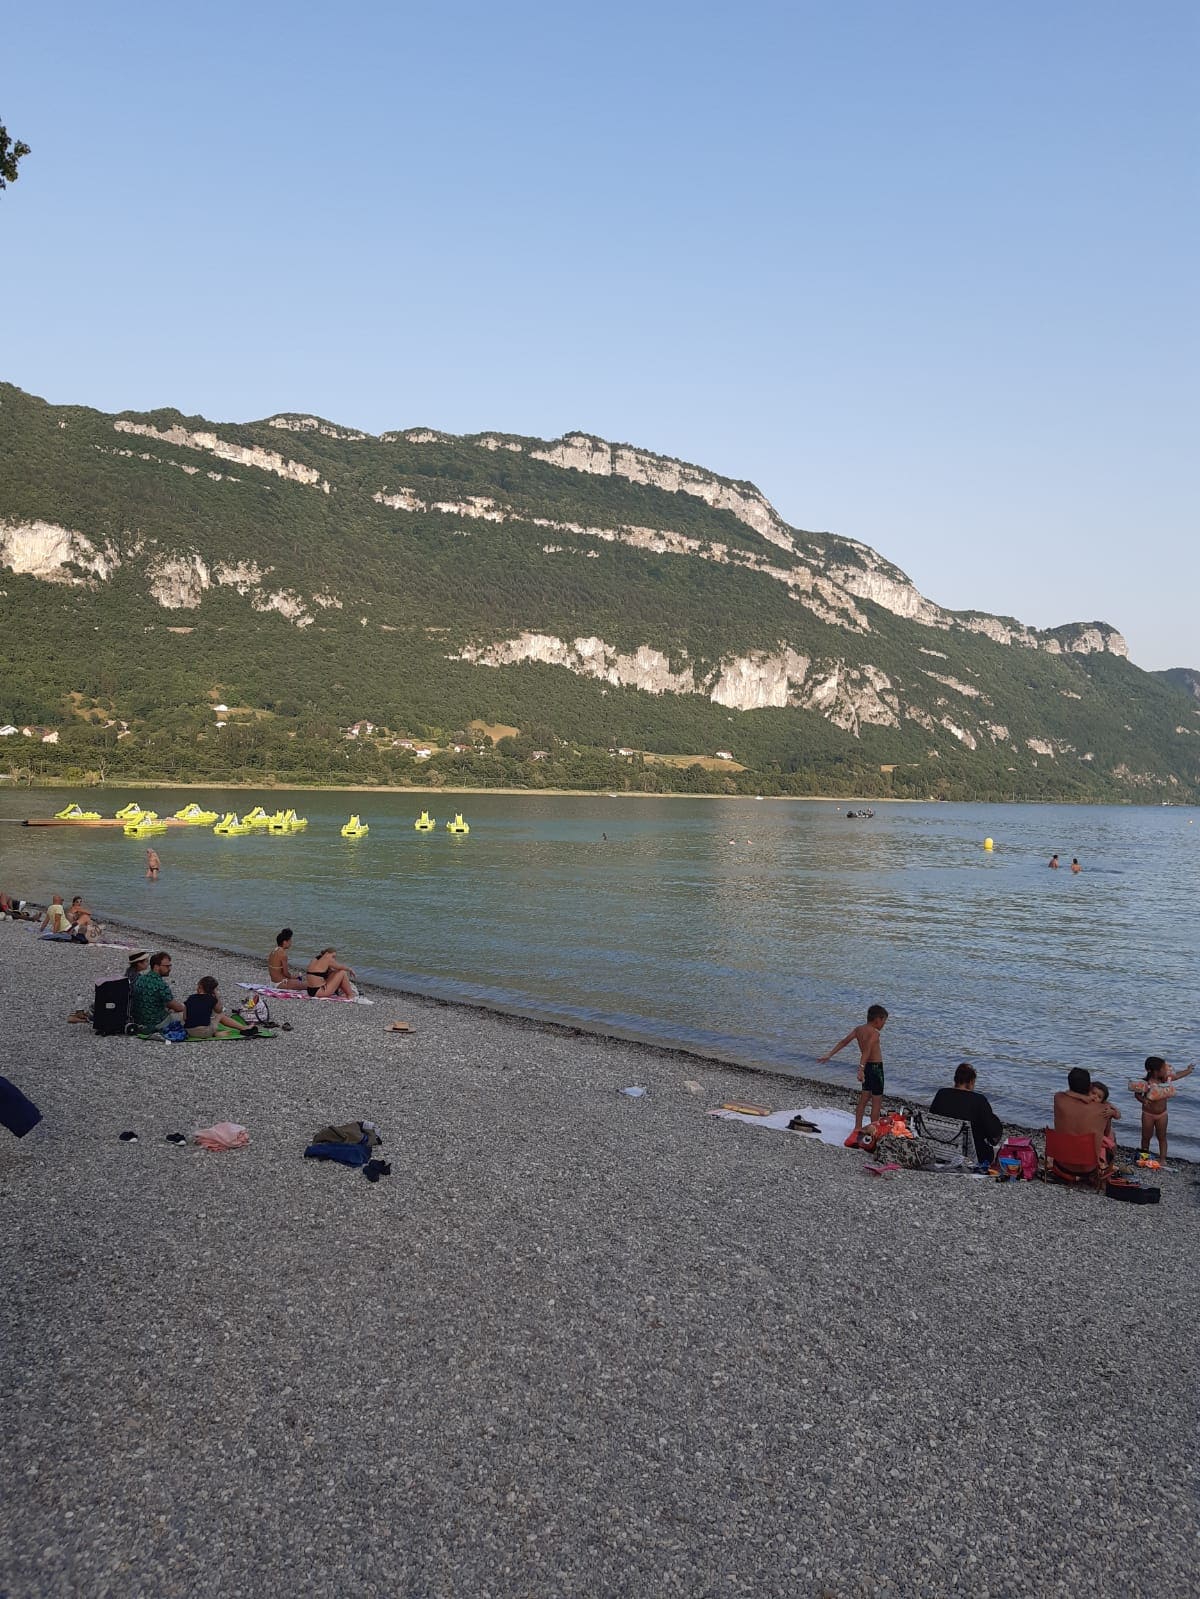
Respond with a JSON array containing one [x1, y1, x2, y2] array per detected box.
[[123, 950, 150, 983]]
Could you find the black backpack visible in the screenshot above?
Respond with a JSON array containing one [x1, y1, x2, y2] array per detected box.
[[93, 978, 132, 1036]]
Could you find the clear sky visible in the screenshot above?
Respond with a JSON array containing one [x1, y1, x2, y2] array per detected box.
[[4, 0, 1196, 668]]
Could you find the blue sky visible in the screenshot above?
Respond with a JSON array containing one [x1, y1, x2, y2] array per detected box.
[[3, 0, 1196, 668]]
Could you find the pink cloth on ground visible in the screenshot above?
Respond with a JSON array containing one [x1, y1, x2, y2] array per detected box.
[[192, 1121, 250, 1151]]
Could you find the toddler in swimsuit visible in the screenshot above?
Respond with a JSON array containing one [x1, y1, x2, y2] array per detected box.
[[1129, 1056, 1194, 1162]]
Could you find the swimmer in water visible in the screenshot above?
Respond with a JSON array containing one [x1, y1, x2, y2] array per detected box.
[[1048, 854, 1060, 869], [1071, 857, 1081, 873], [145, 848, 161, 880]]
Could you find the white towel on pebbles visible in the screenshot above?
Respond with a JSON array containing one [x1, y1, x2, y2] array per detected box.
[[710, 1105, 857, 1146]]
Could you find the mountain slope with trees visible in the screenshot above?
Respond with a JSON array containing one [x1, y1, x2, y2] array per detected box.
[[0, 382, 1196, 800]]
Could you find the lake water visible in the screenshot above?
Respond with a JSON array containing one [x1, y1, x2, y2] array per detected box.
[[2, 789, 1197, 1156]]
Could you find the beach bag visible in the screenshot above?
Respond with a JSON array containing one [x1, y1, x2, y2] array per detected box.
[[997, 1137, 1037, 1181], [1105, 1178, 1160, 1205], [870, 1132, 935, 1170], [237, 994, 272, 1026], [911, 1108, 972, 1161], [93, 978, 132, 1036]]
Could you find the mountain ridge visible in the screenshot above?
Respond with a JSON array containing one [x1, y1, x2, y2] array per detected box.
[[0, 382, 1196, 801]]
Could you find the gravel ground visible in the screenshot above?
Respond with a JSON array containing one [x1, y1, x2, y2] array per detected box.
[[1, 916, 1196, 1599]]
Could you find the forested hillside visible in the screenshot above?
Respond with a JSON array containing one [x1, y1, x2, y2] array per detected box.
[[1, 383, 1197, 800]]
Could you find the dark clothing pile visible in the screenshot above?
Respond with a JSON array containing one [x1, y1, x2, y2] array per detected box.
[[304, 1120, 384, 1171], [0, 1076, 43, 1139]]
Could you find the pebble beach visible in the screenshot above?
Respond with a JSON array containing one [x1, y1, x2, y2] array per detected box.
[[1, 915, 1196, 1599]]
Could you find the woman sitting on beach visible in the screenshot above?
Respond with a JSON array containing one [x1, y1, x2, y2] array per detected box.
[[67, 896, 97, 940], [184, 976, 255, 1038], [267, 928, 308, 991], [305, 948, 357, 999], [124, 950, 150, 985]]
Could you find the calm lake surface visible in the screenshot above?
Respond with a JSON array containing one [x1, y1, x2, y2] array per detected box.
[[3, 790, 1197, 1156]]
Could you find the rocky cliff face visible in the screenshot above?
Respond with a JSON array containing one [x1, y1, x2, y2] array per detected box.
[[455, 633, 907, 734], [370, 427, 1128, 660]]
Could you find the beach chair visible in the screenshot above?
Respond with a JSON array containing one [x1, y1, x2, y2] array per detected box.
[[910, 1108, 972, 1164], [1043, 1128, 1104, 1190]]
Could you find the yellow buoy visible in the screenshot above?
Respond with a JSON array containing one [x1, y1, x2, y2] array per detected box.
[[983, 838, 994, 851]]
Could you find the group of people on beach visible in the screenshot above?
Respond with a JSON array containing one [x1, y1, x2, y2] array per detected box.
[[18, 880, 360, 1033], [34, 893, 99, 942], [106, 933, 361, 1033], [117, 949, 257, 1038], [267, 929, 358, 998], [819, 1003, 1192, 1169]]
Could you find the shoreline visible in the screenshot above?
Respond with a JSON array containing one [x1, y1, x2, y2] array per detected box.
[[5, 778, 1193, 806], [4, 779, 924, 802], [16, 900, 1193, 1168]]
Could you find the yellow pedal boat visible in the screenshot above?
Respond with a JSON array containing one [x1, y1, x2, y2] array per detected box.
[[414, 810, 436, 831], [446, 813, 470, 835], [174, 803, 219, 825], [340, 814, 369, 838]]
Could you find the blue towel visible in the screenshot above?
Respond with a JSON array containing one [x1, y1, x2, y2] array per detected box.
[[304, 1136, 371, 1167]]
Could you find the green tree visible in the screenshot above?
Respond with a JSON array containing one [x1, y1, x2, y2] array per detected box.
[[0, 122, 30, 189]]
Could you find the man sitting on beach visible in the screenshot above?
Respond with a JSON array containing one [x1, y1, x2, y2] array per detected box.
[[1052, 1067, 1108, 1171], [930, 1063, 1004, 1166], [267, 928, 307, 991], [131, 952, 186, 1034], [39, 895, 85, 941]]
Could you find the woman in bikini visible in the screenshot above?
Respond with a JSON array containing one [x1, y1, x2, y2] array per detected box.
[[267, 928, 308, 991], [1129, 1056, 1194, 1161], [305, 947, 357, 999]]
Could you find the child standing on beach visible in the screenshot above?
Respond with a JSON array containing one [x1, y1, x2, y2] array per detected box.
[[1089, 1081, 1120, 1164], [1129, 1056, 1193, 1161], [818, 1004, 889, 1145]]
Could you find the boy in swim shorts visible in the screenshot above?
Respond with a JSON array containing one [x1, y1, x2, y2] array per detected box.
[[818, 1004, 889, 1143]]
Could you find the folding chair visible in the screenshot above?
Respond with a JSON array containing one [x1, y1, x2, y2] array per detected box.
[[1043, 1128, 1104, 1190]]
